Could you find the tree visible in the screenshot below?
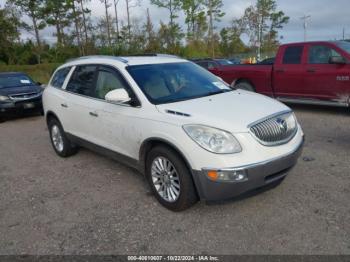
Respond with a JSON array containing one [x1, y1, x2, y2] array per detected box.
[[44, 0, 71, 47], [7, 0, 46, 62], [143, 8, 159, 53], [125, 0, 141, 44], [79, 0, 91, 47], [67, 0, 83, 55], [113, 0, 120, 42], [181, 0, 205, 40], [0, 5, 20, 64], [100, 0, 112, 48], [151, 0, 182, 49], [203, 0, 225, 57], [242, 0, 289, 57]]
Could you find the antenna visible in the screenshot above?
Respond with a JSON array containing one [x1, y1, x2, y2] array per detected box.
[[300, 15, 311, 41]]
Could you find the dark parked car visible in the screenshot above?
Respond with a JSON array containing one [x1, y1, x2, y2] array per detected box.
[[192, 58, 236, 70], [229, 58, 242, 64], [0, 72, 43, 120]]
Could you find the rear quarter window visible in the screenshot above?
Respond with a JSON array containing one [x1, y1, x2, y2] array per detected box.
[[283, 46, 303, 64], [50, 67, 71, 88]]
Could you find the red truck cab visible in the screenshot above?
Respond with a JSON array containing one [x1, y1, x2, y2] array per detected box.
[[196, 41, 350, 107]]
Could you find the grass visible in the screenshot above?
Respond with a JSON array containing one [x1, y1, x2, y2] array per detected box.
[[0, 63, 61, 84]]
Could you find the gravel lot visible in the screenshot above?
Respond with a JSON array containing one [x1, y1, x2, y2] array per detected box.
[[0, 105, 349, 255]]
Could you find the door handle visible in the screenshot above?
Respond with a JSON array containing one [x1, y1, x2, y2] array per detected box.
[[89, 112, 98, 117], [276, 69, 285, 73], [307, 68, 316, 73], [61, 103, 68, 108]]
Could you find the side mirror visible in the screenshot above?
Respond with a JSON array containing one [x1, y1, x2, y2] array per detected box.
[[329, 56, 346, 64], [105, 89, 131, 104]]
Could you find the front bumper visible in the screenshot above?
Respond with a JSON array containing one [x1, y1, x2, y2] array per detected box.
[[192, 137, 304, 201], [0, 96, 42, 114]]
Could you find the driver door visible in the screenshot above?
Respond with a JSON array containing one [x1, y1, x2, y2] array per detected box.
[[304, 44, 349, 101], [86, 65, 141, 159]]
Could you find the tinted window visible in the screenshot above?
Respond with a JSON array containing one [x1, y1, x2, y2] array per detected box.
[[283, 46, 303, 64], [308, 45, 341, 64], [94, 68, 130, 100], [51, 67, 71, 88], [127, 62, 232, 105], [335, 41, 350, 54], [208, 61, 218, 69], [0, 74, 35, 89], [216, 59, 234, 66], [197, 61, 208, 69], [66, 65, 96, 96]]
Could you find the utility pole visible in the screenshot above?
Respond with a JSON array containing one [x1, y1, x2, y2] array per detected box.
[[300, 15, 311, 41], [343, 27, 345, 40]]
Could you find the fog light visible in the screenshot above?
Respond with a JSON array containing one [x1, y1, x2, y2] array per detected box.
[[206, 169, 247, 182]]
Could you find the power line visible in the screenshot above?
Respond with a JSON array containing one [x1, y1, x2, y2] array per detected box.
[[300, 15, 311, 41]]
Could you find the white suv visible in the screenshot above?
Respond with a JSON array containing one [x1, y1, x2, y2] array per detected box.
[[43, 55, 304, 211]]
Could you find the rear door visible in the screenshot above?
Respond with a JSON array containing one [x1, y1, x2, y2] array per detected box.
[[273, 45, 306, 98], [304, 43, 349, 102]]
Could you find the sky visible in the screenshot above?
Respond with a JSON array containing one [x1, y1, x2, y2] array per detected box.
[[1, 0, 349, 44]]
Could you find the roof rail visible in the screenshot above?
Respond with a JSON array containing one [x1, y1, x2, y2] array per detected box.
[[67, 55, 128, 64], [125, 53, 180, 58]]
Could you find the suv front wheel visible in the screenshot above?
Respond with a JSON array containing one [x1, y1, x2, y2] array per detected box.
[[48, 118, 78, 157], [146, 145, 198, 211]]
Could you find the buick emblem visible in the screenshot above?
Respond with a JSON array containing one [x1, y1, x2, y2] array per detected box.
[[276, 118, 288, 132]]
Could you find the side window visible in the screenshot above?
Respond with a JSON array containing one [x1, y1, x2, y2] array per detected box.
[[197, 61, 208, 69], [66, 65, 97, 96], [208, 61, 217, 69], [308, 45, 341, 64], [51, 67, 71, 88], [94, 67, 130, 100], [283, 46, 303, 64]]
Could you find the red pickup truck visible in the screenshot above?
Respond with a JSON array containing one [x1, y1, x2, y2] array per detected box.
[[196, 41, 350, 107]]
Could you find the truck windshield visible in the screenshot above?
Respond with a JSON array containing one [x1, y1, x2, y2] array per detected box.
[[126, 62, 232, 105], [335, 41, 350, 54]]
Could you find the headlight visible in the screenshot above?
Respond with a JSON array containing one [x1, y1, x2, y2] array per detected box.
[[0, 95, 10, 102], [183, 125, 242, 154]]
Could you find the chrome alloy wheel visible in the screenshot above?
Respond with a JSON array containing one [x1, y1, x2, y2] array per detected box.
[[51, 125, 64, 152], [151, 157, 181, 203]]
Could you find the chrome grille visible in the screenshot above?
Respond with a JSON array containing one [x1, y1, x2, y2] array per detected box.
[[249, 112, 298, 146], [9, 92, 41, 101]]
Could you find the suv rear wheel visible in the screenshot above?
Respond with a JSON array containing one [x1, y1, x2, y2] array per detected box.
[[48, 118, 78, 157], [146, 146, 198, 211]]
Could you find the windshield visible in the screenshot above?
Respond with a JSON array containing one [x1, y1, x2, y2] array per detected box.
[[127, 62, 232, 105], [335, 41, 350, 54], [0, 74, 35, 89], [216, 59, 234, 66]]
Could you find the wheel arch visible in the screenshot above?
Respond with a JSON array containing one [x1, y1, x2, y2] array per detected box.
[[139, 138, 202, 198], [46, 111, 60, 126], [233, 78, 256, 91]]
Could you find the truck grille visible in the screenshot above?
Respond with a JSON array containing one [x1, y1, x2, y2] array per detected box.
[[249, 112, 298, 146]]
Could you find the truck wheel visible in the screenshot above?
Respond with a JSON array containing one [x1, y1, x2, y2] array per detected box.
[[235, 82, 255, 92], [48, 118, 78, 157], [146, 145, 198, 211]]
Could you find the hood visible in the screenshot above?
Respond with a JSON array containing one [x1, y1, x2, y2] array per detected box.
[[0, 85, 42, 96], [156, 90, 290, 133]]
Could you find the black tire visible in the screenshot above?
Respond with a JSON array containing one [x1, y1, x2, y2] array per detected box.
[[235, 81, 255, 92], [146, 146, 198, 211], [48, 117, 78, 157]]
